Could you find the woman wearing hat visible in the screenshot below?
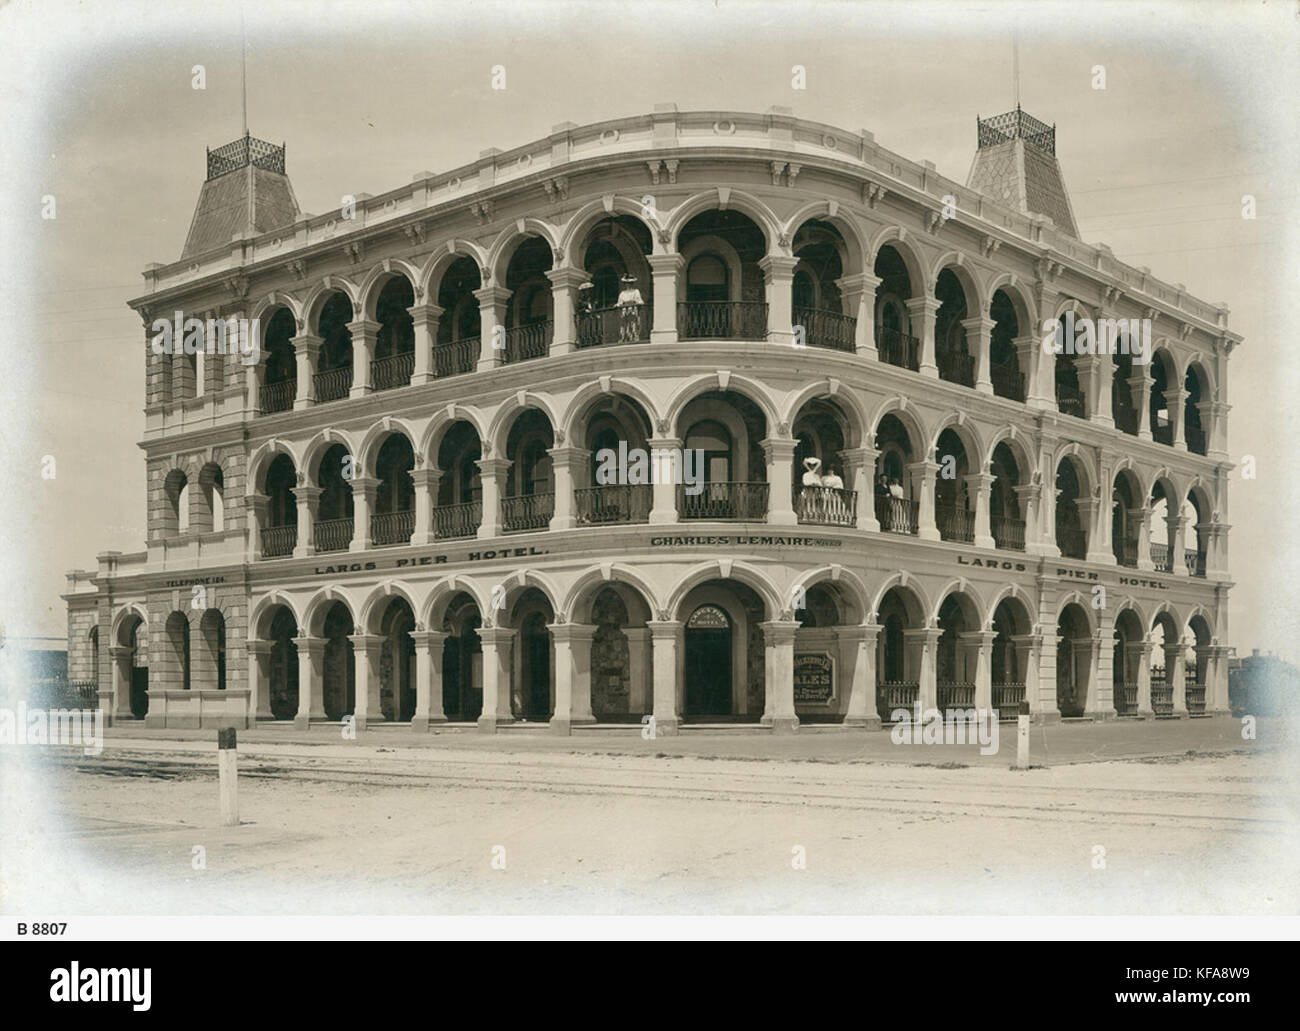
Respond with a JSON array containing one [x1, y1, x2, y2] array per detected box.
[[616, 273, 644, 342]]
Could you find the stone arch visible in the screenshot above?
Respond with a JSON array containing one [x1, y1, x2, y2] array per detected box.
[[780, 379, 869, 449], [494, 569, 564, 622], [421, 575, 491, 631], [301, 276, 360, 330], [929, 252, 986, 315], [249, 591, 303, 640], [358, 580, 422, 635], [663, 373, 781, 434], [930, 579, 988, 628], [782, 202, 867, 273], [302, 587, 358, 639], [486, 392, 562, 457], [868, 226, 927, 289], [561, 379, 664, 445], [562, 564, 663, 622], [869, 572, 932, 625], [666, 561, 783, 620], [302, 428, 358, 484], [788, 565, 870, 625], [247, 439, 300, 495], [112, 603, 149, 648], [487, 218, 563, 284], [418, 240, 489, 300], [868, 396, 928, 452], [355, 417, 420, 477], [1055, 592, 1100, 633], [983, 583, 1037, 632], [665, 188, 781, 252], [928, 413, 985, 469], [561, 198, 666, 266], [985, 275, 1037, 329], [357, 259, 423, 317], [983, 424, 1035, 478], [1052, 442, 1098, 498], [418, 405, 489, 464], [250, 291, 304, 328]]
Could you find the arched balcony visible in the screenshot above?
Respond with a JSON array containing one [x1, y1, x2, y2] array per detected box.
[[370, 275, 415, 391], [989, 442, 1026, 550], [433, 421, 483, 539], [575, 215, 653, 348], [371, 433, 415, 546], [314, 292, 354, 403], [1054, 457, 1087, 559], [502, 409, 555, 531], [314, 443, 355, 552], [260, 453, 298, 557], [676, 210, 769, 340], [434, 257, 482, 377], [934, 269, 974, 387], [1111, 469, 1143, 567], [873, 414, 918, 534], [791, 219, 855, 352], [260, 307, 297, 414], [675, 390, 769, 521], [989, 289, 1026, 401], [792, 397, 857, 526], [578, 393, 655, 525], [934, 428, 974, 543], [503, 238, 554, 364], [873, 245, 920, 371]]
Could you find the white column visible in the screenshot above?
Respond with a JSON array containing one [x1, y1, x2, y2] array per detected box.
[[477, 626, 516, 732], [291, 636, 325, 729], [762, 437, 799, 525], [350, 634, 384, 730], [247, 640, 274, 721], [292, 333, 321, 410], [962, 316, 995, 394], [647, 254, 682, 344], [409, 303, 442, 386], [835, 272, 880, 358], [410, 629, 447, 731], [346, 319, 378, 398], [906, 296, 940, 378], [760, 620, 799, 733], [760, 255, 799, 346], [550, 623, 596, 733], [838, 623, 881, 728], [648, 620, 683, 735]]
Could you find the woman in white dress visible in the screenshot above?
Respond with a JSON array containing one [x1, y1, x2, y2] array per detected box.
[[617, 273, 644, 342]]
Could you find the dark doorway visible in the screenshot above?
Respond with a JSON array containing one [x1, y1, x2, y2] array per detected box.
[[521, 613, 551, 719], [685, 605, 732, 716], [130, 667, 149, 719]]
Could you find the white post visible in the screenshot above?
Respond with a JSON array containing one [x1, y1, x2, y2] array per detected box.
[[218, 727, 239, 826]]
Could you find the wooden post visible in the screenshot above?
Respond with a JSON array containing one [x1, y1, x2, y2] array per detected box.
[[218, 727, 238, 826], [1015, 700, 1030, 769]]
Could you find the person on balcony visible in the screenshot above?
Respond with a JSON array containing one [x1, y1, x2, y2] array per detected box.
[[617, 273, 644, 342], [799, 456, 825, 521], [822, 463, 847, 522]]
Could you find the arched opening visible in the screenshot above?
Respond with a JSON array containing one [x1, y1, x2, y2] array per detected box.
[[587, 583, 653, 721], [165, 611, 191, 691], [165, 469, 189, 538], [377, 596, 416, 721], [196, 462, 224, 534], [315, 292, 354, 403], [1184, 490, 1208, 577], [873, 413, 917, 534], [503, 237, 554, 364], [677, 389, 769, 521], [262, 453, 298, 557], [875, 585, 924, 718], [677, 210, 768, 340], [934, 428, 973, 542], [1149, 351, 1175, 445], [434, 257, 482, 377], [372, 275, 415, 390], [1056, 603, 1092, 717], [321, 601, 356, 721], [576, 215, 653, 347], [794, 581, 857, 723], [792, 397, 855, 526], [1054, 457, 1087, 559], [1112, 348, 1139, 435], [372, 433, 415, 546], [989, 289, 1025, 401], [792, 219, 853, 351], [440, 593, 483, 721], [579, 393, 654, 525], [315, 443, 355, 552], [936, 593, 979, 713], [989, 441, 1025, 550], [1053, 313, 1085, 417], [678, 578, 766, 721], [1150, 611, 1179, 716], [1148, 479, 1174, 571], [1185, 614, 1213, 715], [260, 307, 298, 414], [873, 245, 918, 370], [434, 421, 483, 539], [1112, 608, 1144, 716], [268, 606, 299, 720], [117, 613, 149, 718], [510, 588, 554, 720], [935, 268, 973, 386], [1112, 470, 1142, 567], [503, 409, 555, 532], [991, 596, 1032, 717]]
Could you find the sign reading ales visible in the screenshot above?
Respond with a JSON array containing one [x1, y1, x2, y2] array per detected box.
[[793, 653, 834, 705]]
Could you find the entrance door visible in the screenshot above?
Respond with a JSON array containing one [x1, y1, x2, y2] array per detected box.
[[130, 667, 149, 719], [684, 605, 733, 717], [522, 614, 551, 719]]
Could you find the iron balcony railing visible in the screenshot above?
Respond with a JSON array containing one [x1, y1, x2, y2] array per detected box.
[[576, 305, 651, 348], [936, 503, 975, 543], [937, 682, 976, 710], [260, 524, 297, 558], [371, 351, 414, 392], [1115, 683, 1139, 716], [314, 366, 353, 403], [372, 509, 414, 547], [1150, 680, 1173, 716], [990, 364, 1025, 402], [1056, 382, 1085, 418], [796, 486, 857, 527], [992, 515, 1026, 551], [1056, 524, 1087, 559], [503, 321, 552, 364], [502, 492, 554, 533], [678, 481, 769, 521], [1115, 535, 1140, 568], [1185, 681, 1206, 714], [992, 681, 1025, 716], [1186, 425, 1207, 455], [876, 495, 919, 535], [260, 378, 296, 415], [876, 325, 920, 371], [434, 500, 481, 540], [878, 681, 919, 716], [315, 516, 354, 553], [937, 351, 975, 387], [575, 484, 652, 525], [435, 337, 478, 378], [677, 301, 768, 340], [1150, 542, 1172, 572], [793, 307, 855, 352], [1186, 549, 1207, 577]]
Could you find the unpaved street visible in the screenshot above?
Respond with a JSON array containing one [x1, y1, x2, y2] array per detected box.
[[4, 719, 1297, 916]]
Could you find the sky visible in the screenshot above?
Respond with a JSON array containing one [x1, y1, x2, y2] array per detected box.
[[1, 0, 1297, 657]]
